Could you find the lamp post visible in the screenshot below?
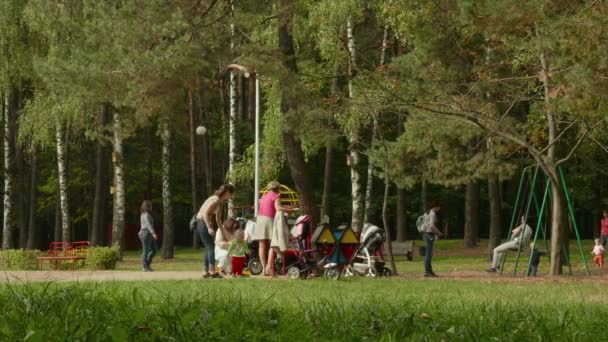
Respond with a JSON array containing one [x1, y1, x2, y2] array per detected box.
[[221, 64, 261, 217]]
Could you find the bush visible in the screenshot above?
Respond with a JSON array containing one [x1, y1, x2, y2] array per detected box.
[[86, 245, 120, 270], [0, 249, 43, 270]]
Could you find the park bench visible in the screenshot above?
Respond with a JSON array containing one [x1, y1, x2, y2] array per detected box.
[[383, 240, 415, 261], [37, 241, 91, 271]]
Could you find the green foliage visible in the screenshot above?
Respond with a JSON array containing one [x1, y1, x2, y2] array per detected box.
[[0, 249, 43, 270], [19, 93, 90, 149], [86, 245, 120, 270]]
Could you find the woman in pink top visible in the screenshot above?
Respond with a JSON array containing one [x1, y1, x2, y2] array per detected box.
[[254, 181, 296, 276], [601, 210, 608, 248]]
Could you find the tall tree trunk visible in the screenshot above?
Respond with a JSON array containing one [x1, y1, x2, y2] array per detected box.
[[54, 188, 61, 242], [396, 187, 406, 241], [227, 13, 237, 218], [380, 140, 397, 274], [347, 17, 364, 232], [320, 142, 333, 222], [464, 181, 479, 248], [396, 113, 406, 241], [487, 172, 502, 259], [91, 104, 108, 246], [198, 97, 213, 197], [145, 126, 154, 200], [537, 24, 565, 275], [247, 76, 256, 130], [549, 172, 567, 275], [228, 70, 236, 217], [363, 118, 377, 224], [320, 48, 340, 224], [26, 148, 38, 249], [189, 89, 201, 249], [56, 124, 70, 243], [2, 90, 15, 250], [111, 111, 126, 252], [278, 0, 316, 223], [16, 144, 27, 248], [161, 115, 174, 259]]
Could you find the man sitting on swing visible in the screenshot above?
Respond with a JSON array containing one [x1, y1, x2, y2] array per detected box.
[[486, 217, 533, 273]]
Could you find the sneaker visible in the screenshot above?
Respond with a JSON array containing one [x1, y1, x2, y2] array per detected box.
[[211, 272, 223, 279], [424, 273, 437, 277], [143, 268, 151, 272], [202, 272, 212, 278], [485, 267, 497, 273]]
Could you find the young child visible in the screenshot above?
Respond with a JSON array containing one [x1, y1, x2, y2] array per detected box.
[[592, 238, 604, 268], [528, 242, 546, 277], [227, 229, 249, 277]]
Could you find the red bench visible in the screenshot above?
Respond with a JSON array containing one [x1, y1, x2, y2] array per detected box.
[[38, 241, 90, 271]]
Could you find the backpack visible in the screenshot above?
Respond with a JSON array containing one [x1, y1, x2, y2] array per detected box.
[[416, 211, 432, 233], [189, 216, 199, 232]]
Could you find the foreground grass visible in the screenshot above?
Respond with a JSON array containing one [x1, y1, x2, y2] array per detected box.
[[1, 278, 607, 341]]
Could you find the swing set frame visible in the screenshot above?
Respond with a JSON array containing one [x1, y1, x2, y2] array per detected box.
[[499, 164, 590, 276]]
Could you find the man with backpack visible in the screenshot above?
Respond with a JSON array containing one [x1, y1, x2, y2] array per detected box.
[[420, 200, 443, 277]]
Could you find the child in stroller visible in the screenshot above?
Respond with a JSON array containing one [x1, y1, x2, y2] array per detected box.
[[342, 223, 392, 278]]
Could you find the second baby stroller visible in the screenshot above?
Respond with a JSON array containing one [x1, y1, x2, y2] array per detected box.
[[342, 224, 392, 278]]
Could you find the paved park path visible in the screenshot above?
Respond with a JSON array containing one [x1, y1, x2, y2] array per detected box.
[[2, 270, 607, 283]]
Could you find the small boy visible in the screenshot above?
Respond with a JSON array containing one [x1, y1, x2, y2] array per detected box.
[[227, 229, 249, 277], [592, 238, 604, 268], [528, 242, 546, 277]]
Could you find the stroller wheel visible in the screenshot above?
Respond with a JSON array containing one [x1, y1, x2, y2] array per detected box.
[[342, 266, 355, 278], [324, 266, 340, 280], [247, 258, 263, 275], [287, 266, 301, 280], [381, 267, 392, 277]]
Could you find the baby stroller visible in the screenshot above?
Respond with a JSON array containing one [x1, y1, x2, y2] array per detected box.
[[342, 224, 392, 278], [274, 215, 318, 279], [238, 217, 263, 275]]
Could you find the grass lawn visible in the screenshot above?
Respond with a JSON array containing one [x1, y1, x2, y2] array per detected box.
[[1, 277, 607, 341], [1, 239, 604, 340]]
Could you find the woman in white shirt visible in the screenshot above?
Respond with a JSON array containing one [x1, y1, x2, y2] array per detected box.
[[195, 184, 235, 278]]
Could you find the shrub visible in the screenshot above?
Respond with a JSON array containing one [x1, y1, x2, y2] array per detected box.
[[86, 245, 120, 270], [0, 249, 43, 270]]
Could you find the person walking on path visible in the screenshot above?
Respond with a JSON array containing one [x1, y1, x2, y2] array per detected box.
[[422, 200, 443, 277], [138, 200, 158, 272], [600, 210, 608, 249], [196, 184, 235, 278], [254, 181, 297, 276], [486, 217, 533, 273]]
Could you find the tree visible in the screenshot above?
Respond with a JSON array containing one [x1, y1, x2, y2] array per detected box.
[[383, 0, 608, 274], [277, 0, 316, 222], [91, 104, 109, 246], [161, 113, 174, 259]]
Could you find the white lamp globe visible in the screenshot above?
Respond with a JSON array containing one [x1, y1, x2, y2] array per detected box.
[[196, 126, 207, 135]]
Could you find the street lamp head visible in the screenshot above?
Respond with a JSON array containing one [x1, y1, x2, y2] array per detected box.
[[196, 126, 208, 135], [243, 71, 251, 78]]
